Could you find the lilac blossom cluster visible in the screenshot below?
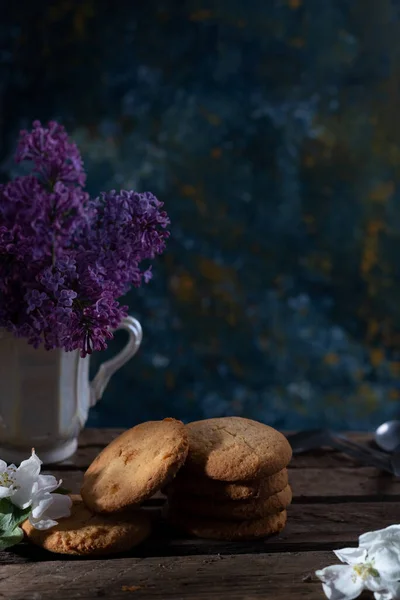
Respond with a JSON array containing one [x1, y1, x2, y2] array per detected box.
[[0, 121, 169, 356]]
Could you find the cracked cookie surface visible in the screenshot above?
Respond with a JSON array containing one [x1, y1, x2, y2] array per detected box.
[[81, 419, 189, 513], [22, 495, 151, 555], [184, 417, 292, 481]]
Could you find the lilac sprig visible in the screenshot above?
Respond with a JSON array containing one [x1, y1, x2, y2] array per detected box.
[[0, 121, 170, 356], [16, 120, 86, 186], [80, 190, 169, 296]]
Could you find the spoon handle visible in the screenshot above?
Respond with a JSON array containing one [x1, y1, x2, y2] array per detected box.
[[330, 434, 392, 473], [287, 430, 393, 473]]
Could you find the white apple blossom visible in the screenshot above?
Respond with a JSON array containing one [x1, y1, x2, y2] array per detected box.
[[360, 526, 400, 551], [0, 450, 71, 529], [316, 526, 400, 600]]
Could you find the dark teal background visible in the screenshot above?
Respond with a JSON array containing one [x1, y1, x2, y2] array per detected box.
[[2, 0, 400, 430]]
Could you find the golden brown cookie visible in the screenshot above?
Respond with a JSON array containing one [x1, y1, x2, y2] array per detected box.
[[184, 417, 292, 481], [168, 484, 292, 521], [81, 418, 189, 513], [22, 495, 151, 556], [168, 507, 287, 540], [166, 468, 289, 501]]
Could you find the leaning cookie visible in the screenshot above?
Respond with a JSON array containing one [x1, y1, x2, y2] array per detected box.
[[81, 418, 189, 513], [165, 468, 289, 501], [168, 507, 287, 541], [168, 485, 292, 521], [22, 495, 151, 556], [184, 417, 292, 481]]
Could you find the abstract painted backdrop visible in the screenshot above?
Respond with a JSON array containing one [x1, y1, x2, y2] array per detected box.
[[2, 0, 400, 430]]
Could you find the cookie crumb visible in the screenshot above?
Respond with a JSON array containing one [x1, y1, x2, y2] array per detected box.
[[122, 585, 141, 592]]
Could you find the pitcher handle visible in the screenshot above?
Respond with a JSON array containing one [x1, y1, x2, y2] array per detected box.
[[89, 316, 142, 407]]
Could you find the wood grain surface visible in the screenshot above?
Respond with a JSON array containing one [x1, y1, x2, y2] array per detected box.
[[1, 429, 392, 599]]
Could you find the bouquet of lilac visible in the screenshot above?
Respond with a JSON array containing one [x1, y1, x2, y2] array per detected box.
[[0, 121, 169, 356]]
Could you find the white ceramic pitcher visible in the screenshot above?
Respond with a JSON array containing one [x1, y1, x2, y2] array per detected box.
[[0, 316, 142, 464]]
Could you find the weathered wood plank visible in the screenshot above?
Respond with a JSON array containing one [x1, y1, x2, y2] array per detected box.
[[1, 430, 386, 600], [144, 501, 400, 556], [48, 466, 400, 500], [291, 452, 361, 469], [43, 470, 83, 493], [290, 467, 399, 498], [3, 501, 400, 564], [0, 551, 336, 599]]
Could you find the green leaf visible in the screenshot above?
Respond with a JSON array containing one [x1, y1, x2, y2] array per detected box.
[[0, 499, 31, 533], [0, 501, 30, 550], [9, 505, 31, 529], [0, 499, 14, 533], [56, 487, 71, 495], [0, 526, 24, 550]]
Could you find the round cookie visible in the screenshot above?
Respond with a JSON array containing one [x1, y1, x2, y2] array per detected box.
[[168, 485, 292, 521], [22, 495, 151, 556], [168, 507, 287, 541], [166, 468, 288, 501], [81, 418, 189, 513], [184, 417, 292, 481]]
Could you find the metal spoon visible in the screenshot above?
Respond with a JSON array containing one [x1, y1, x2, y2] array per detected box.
[[375, 420, 400, 452], [287, 430, 392, 472]]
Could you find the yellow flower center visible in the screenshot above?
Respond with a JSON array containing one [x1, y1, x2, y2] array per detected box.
[[353, 562, 379, 581], [0, 467, 17, 489]]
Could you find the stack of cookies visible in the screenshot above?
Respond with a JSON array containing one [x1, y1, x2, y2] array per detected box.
[[23, 418, 189, 556], [166, 417, 292, 541], [21, 416, 292, 553]]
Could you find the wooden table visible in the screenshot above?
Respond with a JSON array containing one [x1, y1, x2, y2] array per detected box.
[[0, 430, 398, 600]]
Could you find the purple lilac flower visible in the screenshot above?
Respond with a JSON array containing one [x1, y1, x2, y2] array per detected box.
[[0, 121, 170, 356], [57, 289, 78, 307], [16, 120, 86, 186], [78, 189, 170, 296], [39, 267, 65, 293], [24, 290, 48, 313]]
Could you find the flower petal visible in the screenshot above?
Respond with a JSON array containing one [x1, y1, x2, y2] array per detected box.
[[374, 580, 400, 600], [334, 548, 368, 566], [29, 514, 58, 531], [31, 492, 53, 520], [29, 494, 72, 530], [315, 565, 364, 600], [11, 487, 32, 509], [360, 526, 400, 548], [35, 474, 60, 495], [42, 493, 72, 521], [364, 574, 387, 593], [369, 543, 400, 581], [0, 487, 13, 499], [0, 460, 8, 472], [17, 452, 42, 479], [12, 452, 42, 509]]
